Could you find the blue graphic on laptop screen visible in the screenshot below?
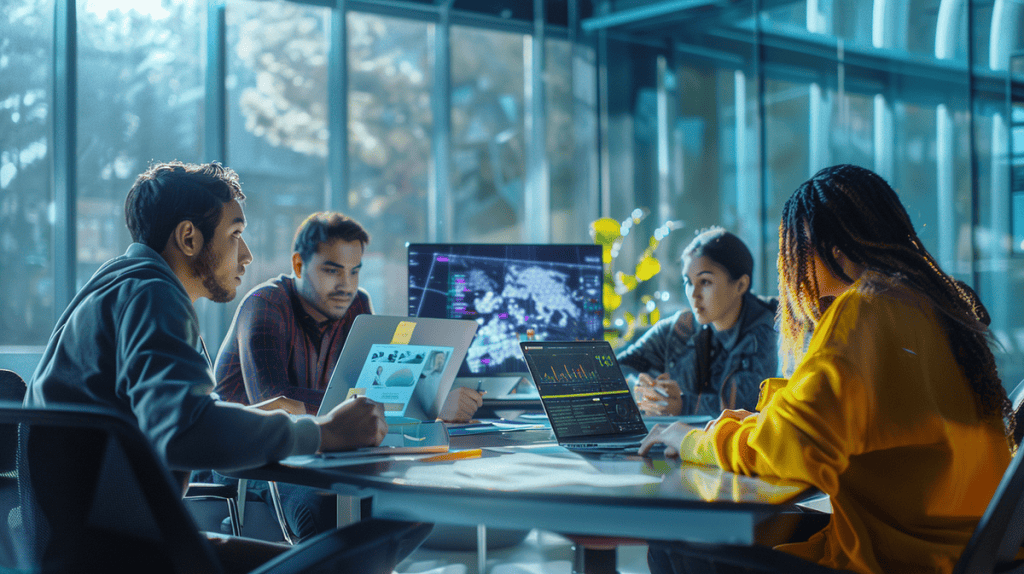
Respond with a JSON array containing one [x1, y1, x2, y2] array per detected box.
[[407, 244, 604, 376]]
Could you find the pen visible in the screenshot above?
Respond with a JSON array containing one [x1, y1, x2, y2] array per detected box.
[[475, 382, 483, 393], [653, 386, 669, 398], [420, 448, 483, 462]]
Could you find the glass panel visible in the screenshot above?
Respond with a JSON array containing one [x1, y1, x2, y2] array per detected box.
[[763, 77, 811, 296], [547, 37, 596, 244], [890, 101, 938, 255], [829, 89, 873, 169], [904, 0, 944, 59], [76, 0, 205, 283], [0, 0, 53, 346], [976, 92, 1023, 388], [225, 0, 329, 317], [347, 12, 432, 315], [762, 0, 806, 30], [450, 25, 525, 242]]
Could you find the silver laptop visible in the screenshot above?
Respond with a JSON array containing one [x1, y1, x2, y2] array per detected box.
[[520, 340, 651, 451], [318, 315, 478, 420]]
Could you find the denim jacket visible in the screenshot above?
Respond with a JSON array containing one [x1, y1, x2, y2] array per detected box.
[[616, 292, 779, 416]]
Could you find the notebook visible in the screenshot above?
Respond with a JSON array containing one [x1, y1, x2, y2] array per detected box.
[[519, 340, 652, 452], [318, 315, 478, 421]]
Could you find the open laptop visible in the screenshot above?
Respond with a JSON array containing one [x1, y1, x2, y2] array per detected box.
[[318, 315, 478, 421], [520, 340, 652, 452]]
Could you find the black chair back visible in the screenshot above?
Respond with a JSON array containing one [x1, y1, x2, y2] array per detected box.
[[1, 404, 222, 573], [953, 443, 1024, 574]]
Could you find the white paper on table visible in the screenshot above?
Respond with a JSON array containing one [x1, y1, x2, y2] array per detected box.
[[400, 452, 663, 490]]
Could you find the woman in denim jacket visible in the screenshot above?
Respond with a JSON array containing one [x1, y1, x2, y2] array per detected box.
[[617, 227, 778, 416]]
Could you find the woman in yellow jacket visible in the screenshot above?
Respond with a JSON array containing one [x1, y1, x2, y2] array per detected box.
[[640, 164, 1014, 574]]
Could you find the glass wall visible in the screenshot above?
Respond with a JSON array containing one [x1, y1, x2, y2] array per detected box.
[[449, 25, 526, 243], [224, 0, 330, 322], [346, 12, 433, 314], [0, 0, 53, 347], [3, 0, 1024, 391], [599, 0, 1024, 386], [76, 0, 206, 284]]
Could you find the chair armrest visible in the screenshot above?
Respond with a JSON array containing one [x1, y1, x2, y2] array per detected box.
[[184, 482, 238, 500]]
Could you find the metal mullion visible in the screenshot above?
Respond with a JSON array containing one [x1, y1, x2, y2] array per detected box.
[[205, 1, 227, 165], [328, 0, 348, 211], [53, 0, 76, 313], [430, 0, 453, 242], [525, 0, 549, 243], [201, 0, 229, 342]]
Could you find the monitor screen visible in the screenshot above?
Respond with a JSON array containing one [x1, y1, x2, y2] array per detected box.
[[407, 244, 605, 377]]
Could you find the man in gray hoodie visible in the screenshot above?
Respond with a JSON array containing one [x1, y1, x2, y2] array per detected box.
[[25, 161, 425, 570]]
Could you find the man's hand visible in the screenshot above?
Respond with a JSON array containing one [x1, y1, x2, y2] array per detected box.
[[635, 373, 682, 416], [438, 387, 484, 423], [315, 395, 387, 452], [638, 421, 697, 457], [249, 396, 307, 416]]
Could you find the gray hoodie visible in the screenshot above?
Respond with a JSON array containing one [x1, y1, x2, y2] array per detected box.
[[25, 243, 320, 473]]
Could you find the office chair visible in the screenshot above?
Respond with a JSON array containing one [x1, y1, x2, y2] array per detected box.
[[1, 403, 430, 573], [0, 371, 27, 567]]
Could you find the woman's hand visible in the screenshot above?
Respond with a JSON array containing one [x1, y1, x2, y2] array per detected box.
[[703, 408, 756, 432], [635, 373, 682, 416], [638, 421, 696, 457]]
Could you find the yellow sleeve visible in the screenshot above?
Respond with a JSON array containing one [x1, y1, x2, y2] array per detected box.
[[686, 294, 872, 495], [678, 377, 789, 470]]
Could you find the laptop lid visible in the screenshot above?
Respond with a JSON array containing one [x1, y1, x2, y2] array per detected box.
[[519, 340, 649, 446], [318, 315, 478, 420]]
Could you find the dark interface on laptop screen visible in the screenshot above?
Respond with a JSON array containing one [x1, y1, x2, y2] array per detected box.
[[522, 342, 647, 438], [407, 244, 604, 377]]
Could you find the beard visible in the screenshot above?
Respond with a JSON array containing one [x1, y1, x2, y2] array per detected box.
[[194, 245, 235, 303]]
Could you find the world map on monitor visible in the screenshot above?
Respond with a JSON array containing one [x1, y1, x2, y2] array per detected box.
[[408, 244, 604, 376]]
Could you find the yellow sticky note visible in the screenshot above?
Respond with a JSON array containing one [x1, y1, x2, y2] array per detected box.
[[346, 388, 366, 400], [390, 320, 416, 345]]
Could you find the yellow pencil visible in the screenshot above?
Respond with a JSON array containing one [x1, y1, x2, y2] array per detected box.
[[420, 448, 483, 462]]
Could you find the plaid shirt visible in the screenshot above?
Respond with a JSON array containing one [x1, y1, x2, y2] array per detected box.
[[213, 275, 372, 414]]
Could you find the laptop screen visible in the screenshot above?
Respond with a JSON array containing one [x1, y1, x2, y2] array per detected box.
[[520, 340, 648, 440]]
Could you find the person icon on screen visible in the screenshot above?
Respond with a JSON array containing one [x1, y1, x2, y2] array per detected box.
[[372, 366, 384, 386]]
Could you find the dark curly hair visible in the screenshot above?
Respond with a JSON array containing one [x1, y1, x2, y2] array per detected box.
[[124, 161, 244, 251], [777, 164, 1012, 447], [292, 212, 370, 263]]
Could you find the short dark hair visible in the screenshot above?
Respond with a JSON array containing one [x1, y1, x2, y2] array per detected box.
[[124, 161, 244, 251], [682, 226, 754, 284], [292, 212, 370, 263]]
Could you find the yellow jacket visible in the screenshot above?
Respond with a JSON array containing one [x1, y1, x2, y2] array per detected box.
[[680, 277, 1011, 573]]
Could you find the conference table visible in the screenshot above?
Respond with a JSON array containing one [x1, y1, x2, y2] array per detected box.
[[234, 424, 816, 572]]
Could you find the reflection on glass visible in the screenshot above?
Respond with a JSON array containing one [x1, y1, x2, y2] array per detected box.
[[1, 0, 53, 345], [450, 25, 525, 242], [347, 12, 432, 314], [225, 0, 329, 320]]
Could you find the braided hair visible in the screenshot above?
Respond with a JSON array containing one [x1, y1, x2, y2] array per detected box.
[[777, 164, 1013, 446]]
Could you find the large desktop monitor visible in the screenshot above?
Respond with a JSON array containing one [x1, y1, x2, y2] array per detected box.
[[407, 244, 604, 389]]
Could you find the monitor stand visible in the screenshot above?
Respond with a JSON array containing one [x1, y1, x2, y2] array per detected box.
[[452, 375, 528, 398]]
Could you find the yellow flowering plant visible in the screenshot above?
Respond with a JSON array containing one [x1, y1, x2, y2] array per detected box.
[[590, 209, 682, 348]]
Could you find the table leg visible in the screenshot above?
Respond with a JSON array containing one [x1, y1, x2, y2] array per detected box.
[[337, 495, 361, 527], [477, 524, 487, 573], [572, 545, 618, 574]]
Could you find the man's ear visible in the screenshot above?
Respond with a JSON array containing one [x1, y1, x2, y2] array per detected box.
[[292, 252, 304, 278], [169, 220, 203, 257]]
